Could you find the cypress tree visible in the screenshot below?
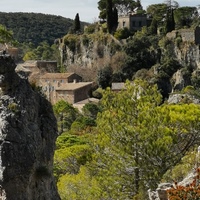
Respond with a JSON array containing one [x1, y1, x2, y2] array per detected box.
[[112, 7, 118, 32], [74, 13, 81, 33], [106, 0, 113, 33]]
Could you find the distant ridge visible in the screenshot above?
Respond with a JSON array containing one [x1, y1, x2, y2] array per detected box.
[[0, 12, 88, 46]]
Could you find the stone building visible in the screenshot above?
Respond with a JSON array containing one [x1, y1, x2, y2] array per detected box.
[[55, 82, 93, 105], [166, 26, 200, 44], [118, 14, 152, 31], [39, 72, 82, 85], [16, 60, 58, 82], [38, 72, 92, 104]]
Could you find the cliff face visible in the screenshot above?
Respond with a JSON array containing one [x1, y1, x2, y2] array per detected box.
[[0, 56, 60, 200]]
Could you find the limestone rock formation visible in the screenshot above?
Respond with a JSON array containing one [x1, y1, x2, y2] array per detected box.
[[0, 55, 60, 200]]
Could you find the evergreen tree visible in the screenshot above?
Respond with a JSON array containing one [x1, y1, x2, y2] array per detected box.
[[164, 1, 175, 33], [149, 17, 158, 35], [112, 7, 118, 32], [106, 0, 113, 33], [91, 80, 200, 198], [74, 13, 81, 33]]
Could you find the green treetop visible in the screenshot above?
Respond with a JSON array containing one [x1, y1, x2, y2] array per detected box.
[[91, 79, 200, 199]]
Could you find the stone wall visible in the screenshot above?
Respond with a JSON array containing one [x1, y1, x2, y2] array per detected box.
[[166, 27, 200, 45]]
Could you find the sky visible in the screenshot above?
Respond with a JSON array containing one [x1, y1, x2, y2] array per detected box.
[[1, 0, 199, 23]]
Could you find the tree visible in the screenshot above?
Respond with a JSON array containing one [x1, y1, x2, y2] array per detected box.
[[53, 100, 80, 134], [57, 166, 101, 200], [90, 80, 200, 198], [123, 35, 156, 79], [174, 6, 198, 28], [73, 13, 81, 33], [82, 103, 101, 120], [106, 0, 113, 33], [147, 3, 168, 23], [149, 17, 158, 35], [0, 24, 16, 46], [98, 0, 142, 20], [164, 7, 175, 33], [97, 65, 113, 89], [146, 3, 176, 33]]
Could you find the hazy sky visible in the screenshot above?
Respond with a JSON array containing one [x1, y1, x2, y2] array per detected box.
[[1, 0, 199, 23]]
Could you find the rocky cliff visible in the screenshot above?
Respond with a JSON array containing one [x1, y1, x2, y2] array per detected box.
[[0, 55, 60, 200], [60, 31, 200, 93]]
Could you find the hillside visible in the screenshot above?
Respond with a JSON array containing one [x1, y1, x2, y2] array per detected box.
[[0, 12, 87, 46]]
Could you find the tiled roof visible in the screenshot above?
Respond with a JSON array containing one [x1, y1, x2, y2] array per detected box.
[[56, 82, 92, 91], [40, 73, 76, 79]]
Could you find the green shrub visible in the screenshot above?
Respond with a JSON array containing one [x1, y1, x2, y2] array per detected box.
[[8, 102, 18, 113], [84, 24, 96, 34], [82, 35, 90, 47], [175, 36, 182, 47], [114, 27, 131, 40], [63, 34, 80, 52]]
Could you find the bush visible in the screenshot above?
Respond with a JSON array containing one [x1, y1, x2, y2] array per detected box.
[[82, 35, 90, 47], [63, 34, 80, 52], [114, 27, 131, 40], [84, 24, 96, 34]]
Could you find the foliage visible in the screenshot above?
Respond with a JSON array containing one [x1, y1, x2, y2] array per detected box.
[[0, 12, 80, 46], [84, 24, 97, 34], [55, 132, 87, 149], [90, 80, 200, 198], [164, 8, 175, 34], [82, 103, 101, 120], [97, 65, 113, 89], [92, 88, 103, 99], [8, 102, 18, 113], [167, 168, 200, 200], [98, 0, 143, 20], [123, 35, 157, 79], [63, 34, 80, 52], [54, 143, 92, 180], [114, 27, 131, 40], [0, 24, 16, 45], [174, 6, 198, 29], [23, 41, 60, 61], [148, 17, 158, 35], [162, 149, 197, 182], [70, 116, 96, 135], [53, 100, 80, 134], [146, 3, 168, 24], [73, 13, 81, 33], [57, 166, 101, 200], [191, 72, 200, 89], [158, 57, 181, 78], [54, 131, 92, 182]]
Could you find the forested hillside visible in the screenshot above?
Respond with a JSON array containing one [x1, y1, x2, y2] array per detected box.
[[1, 1, 200, 199], [53, 1, 200, 200], [0, 12, 87, 46]]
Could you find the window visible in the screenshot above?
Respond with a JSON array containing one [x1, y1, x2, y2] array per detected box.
[[123, 21, 126, 27], [132, 21, 135, 27], [139, 21, 142, 27]]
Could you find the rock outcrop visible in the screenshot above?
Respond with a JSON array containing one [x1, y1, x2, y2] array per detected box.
[[0, 55, 60, 199]]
